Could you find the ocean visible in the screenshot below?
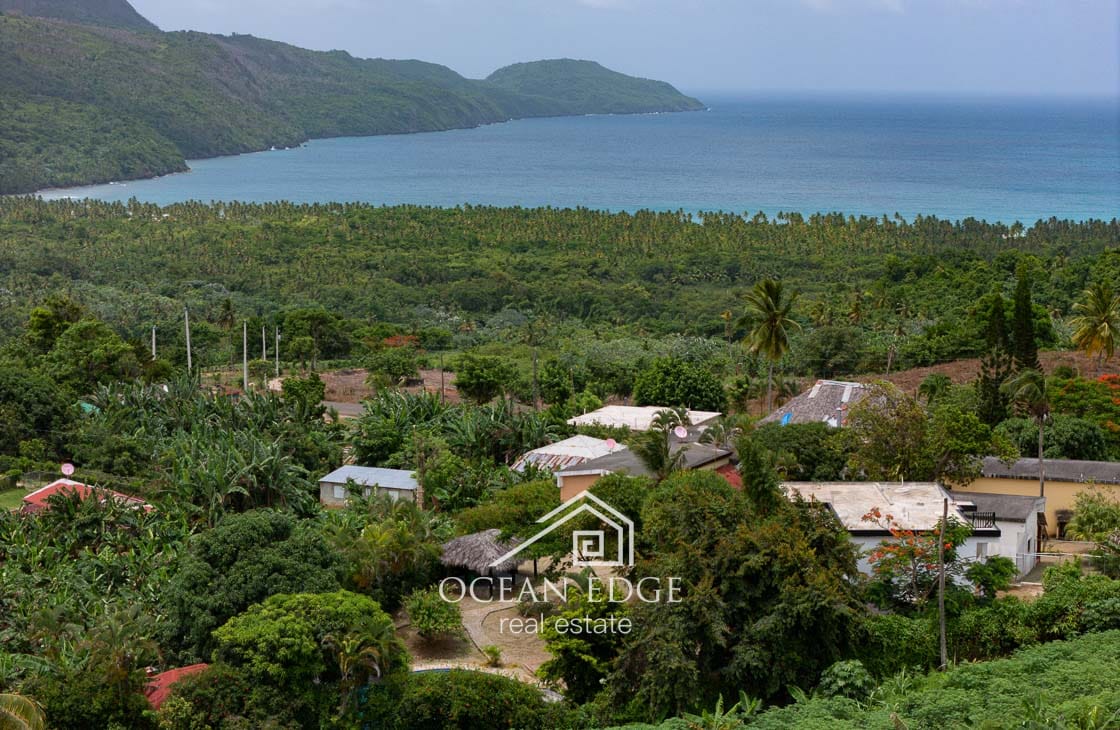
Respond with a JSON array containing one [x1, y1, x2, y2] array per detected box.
[[39, 94, 1120, 223]]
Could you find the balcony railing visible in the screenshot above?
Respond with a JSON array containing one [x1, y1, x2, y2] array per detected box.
[[969, 511, 997, 529]]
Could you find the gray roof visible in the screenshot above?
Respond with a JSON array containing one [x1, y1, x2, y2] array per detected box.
[[980, 457, 1120, 486], [319, 466, 418, 491], [759, 380, 868, 427], [951, 491, 1045, 522], [556, 442, 731, 478]]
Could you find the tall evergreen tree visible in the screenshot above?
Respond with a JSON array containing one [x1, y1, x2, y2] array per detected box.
[[1011, 264, 1041, 371], [977, 291, 1014, 426], [985, 293, 1011, 350]]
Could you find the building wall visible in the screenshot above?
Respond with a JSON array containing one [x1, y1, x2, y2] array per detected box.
[[962, 478, 1119, 537], [850, 535, 999, 577], [986, 517, 1039, 578], [558, 474, 604, 502]]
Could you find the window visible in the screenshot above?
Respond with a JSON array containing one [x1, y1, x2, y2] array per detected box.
[[976, 542, 988, 558], [332, 485, 346, 500]]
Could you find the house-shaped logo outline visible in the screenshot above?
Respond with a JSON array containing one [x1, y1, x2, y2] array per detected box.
[[488, 491, 635, 568]]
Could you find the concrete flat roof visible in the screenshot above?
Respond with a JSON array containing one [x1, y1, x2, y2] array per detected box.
[[783, 481, 998, 536], [567, 405, 722, 432]]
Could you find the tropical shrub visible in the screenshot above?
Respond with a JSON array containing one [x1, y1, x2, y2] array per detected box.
[[405, 587, 465, 641]]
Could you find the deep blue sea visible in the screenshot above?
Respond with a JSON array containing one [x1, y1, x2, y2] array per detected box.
[[40, 94, 1120, 223]]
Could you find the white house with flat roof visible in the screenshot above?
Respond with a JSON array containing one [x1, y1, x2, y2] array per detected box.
[[782, 481, 1003, 575], [318, 466, 418, 507], [567, 405, 721, 432]]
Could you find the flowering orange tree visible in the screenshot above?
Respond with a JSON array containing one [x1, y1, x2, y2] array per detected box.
[[862, 506, 973, 608]]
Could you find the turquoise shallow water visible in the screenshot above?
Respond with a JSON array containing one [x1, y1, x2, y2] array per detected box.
[[40, 94, 1120, 223]]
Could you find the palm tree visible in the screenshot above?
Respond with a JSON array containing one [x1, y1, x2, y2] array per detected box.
[[739, 279, 801, 413], [918, 373, 952, 406], [1002, 368, 1050, 497], [632, 408, 690, 482], [0, 694, 45, 730], [1071, 282, 1120, 376]]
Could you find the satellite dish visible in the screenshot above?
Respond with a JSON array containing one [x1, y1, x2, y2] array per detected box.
[[673, 426, 688, 439], [605, 438, 617, 449], [60, 463, 75, 477]]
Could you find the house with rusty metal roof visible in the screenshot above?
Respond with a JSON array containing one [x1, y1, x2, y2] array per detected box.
[[759, 379, 868, 427], [511, 435, 625, 473], [555, 442, 733, 500]]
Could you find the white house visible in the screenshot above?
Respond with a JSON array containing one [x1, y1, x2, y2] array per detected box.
[[782, 481, 1003, 575], [952, 491, 1045, 578], [318, 466, 418, 507], [567, 405, 721, 432]]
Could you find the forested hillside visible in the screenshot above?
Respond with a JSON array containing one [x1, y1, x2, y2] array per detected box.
[[0, 197, 1116, 377], [0, 2, 702, 194], [486, 59, 705, 114], [0, 0, 156, 30]]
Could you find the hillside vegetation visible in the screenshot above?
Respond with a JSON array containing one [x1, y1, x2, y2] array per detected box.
[[0, 197, 1116, 376], [486, 59, 705, 114], [0, 0, 156, 30], [0, 2, 702, 194]]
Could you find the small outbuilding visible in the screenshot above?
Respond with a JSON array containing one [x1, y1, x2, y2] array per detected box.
[[441, 529, 522, 575], [318, 466, 418, 507]]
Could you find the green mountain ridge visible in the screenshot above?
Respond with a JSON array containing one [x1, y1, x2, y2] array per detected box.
[[0, 0, 156, 31], [0, 2, 703, 195]]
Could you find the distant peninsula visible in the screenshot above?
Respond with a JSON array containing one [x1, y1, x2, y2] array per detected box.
[[0, 0, 704, 195]]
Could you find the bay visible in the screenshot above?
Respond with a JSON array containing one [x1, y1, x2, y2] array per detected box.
[[40, 94, 1120, 223]]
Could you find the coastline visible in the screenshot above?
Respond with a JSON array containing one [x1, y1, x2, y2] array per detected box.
[[27, 106, 706, 198]]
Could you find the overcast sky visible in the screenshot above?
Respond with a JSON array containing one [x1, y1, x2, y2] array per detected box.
[[129, 0, 1119, 97]]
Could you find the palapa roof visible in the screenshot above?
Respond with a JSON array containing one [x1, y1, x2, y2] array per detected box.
[[980, 457, 1120, 486], [511, 435, 625, 473], [759, 380, 868, 427], [442, 529, 523, 573]]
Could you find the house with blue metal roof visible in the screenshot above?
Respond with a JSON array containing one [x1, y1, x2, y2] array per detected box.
[[318, 465, 418, 507]]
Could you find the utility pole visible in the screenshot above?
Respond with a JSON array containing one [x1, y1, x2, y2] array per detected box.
[[184, 308, 192, 373], [274, 327, 280, 378], [151, 326, 156, 359], [243, 321, 249, 392], [938, 497, 948, 670], [439, 352, 445, 403], [261, 325, 267, 361], [532, 346, 540, 410]]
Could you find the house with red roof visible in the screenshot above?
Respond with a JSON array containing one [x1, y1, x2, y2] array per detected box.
[[145, 664, 209, 709], [20, 478, 151, 514]]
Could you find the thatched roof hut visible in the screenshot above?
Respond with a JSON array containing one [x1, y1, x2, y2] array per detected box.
[[441, 529, 522, 574]]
